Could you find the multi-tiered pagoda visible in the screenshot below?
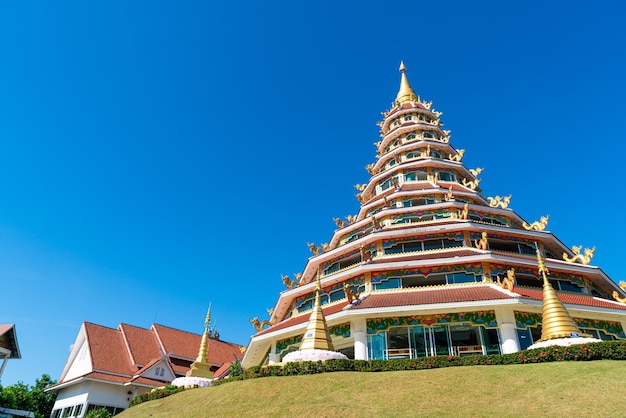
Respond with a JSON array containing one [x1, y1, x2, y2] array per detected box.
[[242, 63, 626, 367]]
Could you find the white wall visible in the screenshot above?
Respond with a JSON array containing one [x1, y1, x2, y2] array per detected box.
[[63, 341, 92, 382]]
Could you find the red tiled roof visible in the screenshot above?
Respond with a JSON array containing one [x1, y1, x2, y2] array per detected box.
[[256, 302, 350, 337], [513, 287, 626, 311], [60, 322, 244, 387], [0, 324, 20, 358], [119, 323, 160, 367], [352, 285, 512, 309], [212, 362, 232, 380], [85, 323, 135, 376], [152, 324, 243, 366]]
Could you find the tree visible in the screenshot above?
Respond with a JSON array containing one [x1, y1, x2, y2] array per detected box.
[[85, 408, 112, 418], [0, 374, 57, 418]]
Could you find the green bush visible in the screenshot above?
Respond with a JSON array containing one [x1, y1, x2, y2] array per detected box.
[[129, 384, 185, 407], [233, 341, 626, 381]]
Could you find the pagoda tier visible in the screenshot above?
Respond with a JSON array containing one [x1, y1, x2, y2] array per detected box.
[[242, 63, 626, 368]]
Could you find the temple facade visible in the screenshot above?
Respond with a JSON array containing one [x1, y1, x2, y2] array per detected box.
[[242, 63, 626, 367]]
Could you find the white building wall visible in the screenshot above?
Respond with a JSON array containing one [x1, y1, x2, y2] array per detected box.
[[85, 381, 133, 409], [63, 342, 92, 382]]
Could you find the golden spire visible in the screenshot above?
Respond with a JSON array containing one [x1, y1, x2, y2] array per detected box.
[[299, 269, 335, 351], [534, 244, 590, 342], [395, 61, 418, 105], [186, 304, 214, 378]]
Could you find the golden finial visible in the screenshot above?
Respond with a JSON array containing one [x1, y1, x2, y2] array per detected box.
[[204, 303, 211, 333], [395, 61, 418, 105], [186, 304, 214, 378], [535, 244, 549, 278]]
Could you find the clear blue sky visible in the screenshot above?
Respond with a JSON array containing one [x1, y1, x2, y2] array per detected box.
[[1, 1, 625, 386]]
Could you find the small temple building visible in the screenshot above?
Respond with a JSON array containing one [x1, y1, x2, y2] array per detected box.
[[47, 320, 244, 417], [242, 63, 626, 367]]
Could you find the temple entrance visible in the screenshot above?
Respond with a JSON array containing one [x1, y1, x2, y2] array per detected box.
[[367, 323, 500, 359]]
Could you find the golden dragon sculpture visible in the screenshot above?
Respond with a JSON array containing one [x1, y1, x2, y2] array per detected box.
[[563, 246, 595, 265]]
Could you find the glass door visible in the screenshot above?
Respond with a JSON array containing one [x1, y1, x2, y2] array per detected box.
[[367, 332, 387, 360], [411, 326, 429, 358], [431, 325, 451, 356]]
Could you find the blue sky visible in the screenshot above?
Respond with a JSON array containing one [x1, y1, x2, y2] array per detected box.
[[1, 1, 625, 386]]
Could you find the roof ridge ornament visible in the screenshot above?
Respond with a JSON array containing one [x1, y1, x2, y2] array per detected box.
[[395, 61, 419, 106]]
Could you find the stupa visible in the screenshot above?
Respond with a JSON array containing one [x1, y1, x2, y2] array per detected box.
[[282, 272, 348, 363], [171, 305, 214, 387], [242, 63, 626, 368], [527, 246, 600, 349]]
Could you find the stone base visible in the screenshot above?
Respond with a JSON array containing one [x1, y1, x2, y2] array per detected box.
[[171, 376, 212, 388], [527, 337, 601, 350], [282, 349, 348, 363]]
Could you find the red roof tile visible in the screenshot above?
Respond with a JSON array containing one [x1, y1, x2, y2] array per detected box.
[[61, 322, 244, 387], [119, 323, 160, 367], [256, 302, 350, 337], [85, 323, 135, 375], [152, 324, 243, 366], [513, 287, 626, 311], [352, 285, 512, 309]]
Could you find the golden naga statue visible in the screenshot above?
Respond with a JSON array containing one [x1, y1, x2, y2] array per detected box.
[[333, 217, 348, 229], [249, 310, 277, 332], [432, 109, 443, 117], [307, 242, 331, 255], [334, 215, 357, 228], [612, 281, 626, 304], [522, 215, 549, 231], [371, 215, 383, 230], [449, 149, 465, 162], [459, 202, 469, 220], [462, 177, 480, 190], [423, 100, 433, 110], [354, 183, 367, 192], [445, 185, 454, 201], [365, 163, 376, 175], [373, 140, 382, 147], [469, 167, 484, 177], [431, 172, 439, 185], [497, 268, 516, 291], [343, 282, 362, 304], [281, 273, 302, 290], [355, 193, 365, 203], [563, 246, 596, 265], [474, 232, 488, 250], [360, 244, 373, 262], [441, 135, 451, 143], [486, 195, 511, 209]]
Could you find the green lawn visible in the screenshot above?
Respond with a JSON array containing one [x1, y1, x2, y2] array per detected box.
[[118, 360, 626, 417]]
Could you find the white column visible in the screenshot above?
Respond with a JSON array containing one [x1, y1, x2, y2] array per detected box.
[[268, 341, 279, 364], [351, 318, 367, 360], [495, 308, 520, 354]]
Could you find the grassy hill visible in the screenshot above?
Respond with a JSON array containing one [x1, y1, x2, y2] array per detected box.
[[119, 360, 626, 417]]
